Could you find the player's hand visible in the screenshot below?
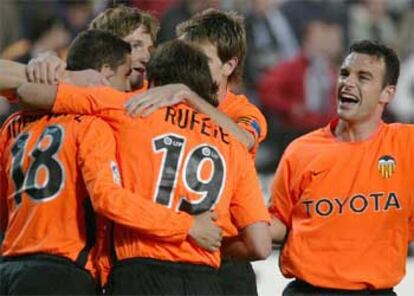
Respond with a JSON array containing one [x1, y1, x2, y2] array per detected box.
[[63, 70, 110, 87], [26, 51, 66, 84], [189, 211, 223, 252], [124, 83, 193, 117]]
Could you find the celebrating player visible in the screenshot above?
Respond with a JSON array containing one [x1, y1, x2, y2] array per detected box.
[[0, 30, 221, 295], [22, 7, 269, 294], [16, 39, 271, 295], [269, 40, 412, 295]]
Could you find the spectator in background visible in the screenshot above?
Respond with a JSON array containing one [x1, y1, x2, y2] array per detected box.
[[157, 0, 219, 43], [395, 0, 414, 60], [280, 0, 348, 46], [0, 1, 23, 55], [349, 0, 397, 46], [58, 0, 94, 39], [132, 0, 177, 19], [257, 18, 343, 170], [2, 1, 91, 62], [389, 53, 414, 123], [29, 16, 71, 62], [259, 18, 343, 131], [244, 0, 298, 92]]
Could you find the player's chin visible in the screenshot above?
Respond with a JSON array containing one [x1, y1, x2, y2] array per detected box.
[[337, 109, 356, 121], [129, 72, 145, 91]]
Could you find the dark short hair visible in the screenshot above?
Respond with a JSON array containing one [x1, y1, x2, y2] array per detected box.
[[66, 29, 131, 71], [176, 8, 246, 84], [147, 40, 218, 106], [349, 40, 400, 87]]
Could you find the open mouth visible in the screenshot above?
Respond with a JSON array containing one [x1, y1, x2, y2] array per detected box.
[[132, 66, 146, 76], [339, 92, 359, 105]]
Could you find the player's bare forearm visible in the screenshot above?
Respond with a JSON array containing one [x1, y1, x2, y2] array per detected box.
[[17, 83, 57, 110], [0, 60, 27, 90], [221, 236, 252, 260], [187, 94, 255, 149], [270, 217, 287, 243], [221, 222, 272, 261]]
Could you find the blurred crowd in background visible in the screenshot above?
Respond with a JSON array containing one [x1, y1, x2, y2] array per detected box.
[[1, 0, 414, 172]]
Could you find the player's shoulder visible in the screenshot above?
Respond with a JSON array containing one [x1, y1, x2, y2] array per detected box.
[[385, 122, 414, 133], [66, 114, 110, 129], [0, 110, 46, 141], [283, 127, 328, 158], [41, 114, 111, 138], [225, 91, 259, 109], [383, 122, 414, 142]]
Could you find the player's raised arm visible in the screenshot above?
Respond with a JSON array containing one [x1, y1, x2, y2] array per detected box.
[[125, 84, 256, 149], [0, 60, 27, 92], [17, 83, 57, 110], [17, 78, 115, 112], [26, 51, 67, 84]]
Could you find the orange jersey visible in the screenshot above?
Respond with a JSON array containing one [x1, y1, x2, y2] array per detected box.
[[0, 111, 193, 276], [219, 91, 267, 157], [269, 119, 414, 290], [53, 83, 270, 268], [0, 112, 121, 275]]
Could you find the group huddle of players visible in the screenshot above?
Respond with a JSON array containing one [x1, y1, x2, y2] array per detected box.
[[0, 5, 413, 296]]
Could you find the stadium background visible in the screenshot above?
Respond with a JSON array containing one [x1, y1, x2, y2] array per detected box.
[[1, 0, 413, 295]]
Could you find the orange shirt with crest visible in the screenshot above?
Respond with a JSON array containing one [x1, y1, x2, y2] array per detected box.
[[53, 83, 270, 268], [269, 119, 414, 290]]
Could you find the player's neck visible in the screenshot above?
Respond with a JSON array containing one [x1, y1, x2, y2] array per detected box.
[[334, 117, 383, 142], [217, 81, 228, 103]]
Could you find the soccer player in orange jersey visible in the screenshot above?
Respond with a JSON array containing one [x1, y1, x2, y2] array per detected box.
[[269, 40, 413, 295], [124, 9, 268, 295], [16, 39, 271, 295], [0, 31, 221, 294], [25, 5, 156, 92], [22, 8, 269, 293], [25, 7, 267, 159]]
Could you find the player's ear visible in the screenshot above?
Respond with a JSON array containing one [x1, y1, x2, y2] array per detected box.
[[379, 84, 396, 104], [100, 64, 115, 80], [223, 57, 238, 78]]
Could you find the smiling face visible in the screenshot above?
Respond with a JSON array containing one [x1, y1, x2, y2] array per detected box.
[[336, 52, 394, 124], [123, 25, 154, 90]]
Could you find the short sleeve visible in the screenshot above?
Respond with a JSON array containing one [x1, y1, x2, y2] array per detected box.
[[268, 154, 295, 228], [235, 106, 267, 146], [53, 83, 131, 116], [220, 93, 268, 157]]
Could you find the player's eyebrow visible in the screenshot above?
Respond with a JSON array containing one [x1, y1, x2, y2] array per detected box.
[[358, 70, 373, 78], [130, 39, 143, 44]]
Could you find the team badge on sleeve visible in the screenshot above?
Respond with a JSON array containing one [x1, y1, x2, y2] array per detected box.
[[110, 161, 122, 185], [378, 155, 396, 179]]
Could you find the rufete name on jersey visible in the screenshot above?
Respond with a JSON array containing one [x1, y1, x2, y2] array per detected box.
[[165, 106, 230, 144], [302, 192, 401, 217]]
